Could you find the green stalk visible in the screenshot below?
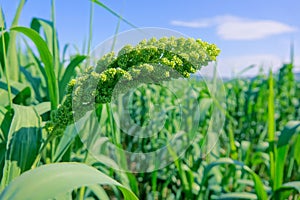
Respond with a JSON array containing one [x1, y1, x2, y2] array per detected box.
[[106, 103, 117, 144], [7, 0, 26, 81], [106, 103, 128, 171], [51, 0, 60, 101], [78, 151, 89, 200], [1, 28, 12, 110], [78, 186, 86, 200], [91, 0, 137, 29], [228, 121, 238, 160], [152, 154, 160, 198], [31, 133, 56, 169], [290, 40, 294, 65], [167, 144, 191, 197], [111, 11, 122, 52], [87, 1, 94, 55], [151, 170, 157, 197], [268, 70, 276, 190]]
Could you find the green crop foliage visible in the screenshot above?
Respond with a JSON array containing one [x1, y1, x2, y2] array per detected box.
[[0, 0, 299, 200]]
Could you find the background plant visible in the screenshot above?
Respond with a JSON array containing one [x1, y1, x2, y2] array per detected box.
[[0, 0, 300, 200]]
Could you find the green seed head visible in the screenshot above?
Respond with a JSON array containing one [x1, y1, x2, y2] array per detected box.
[[47, 37, 220, 136]]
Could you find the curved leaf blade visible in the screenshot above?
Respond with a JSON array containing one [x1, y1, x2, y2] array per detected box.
[[59, 55, 86, 100], [0, 162, 138, 200], [0, 104, 42, 190], [275, 121, 300, 189], [216, 192, 257, 200], [201, 158, 268, 200], [90, 0, 137, 29], [6, 0, 27, 81], [273, 181, 300, 199], [10, 26, 58, 109]]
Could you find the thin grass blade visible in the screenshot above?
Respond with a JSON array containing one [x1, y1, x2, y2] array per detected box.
[[91, 0, 138, 28]]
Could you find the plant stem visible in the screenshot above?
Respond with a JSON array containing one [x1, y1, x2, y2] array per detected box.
[[51, 0, 61, 103], [87, 1, 94, 55], [268, 70, 276, 190], [7, 0, 26, 81], [77, 150, 89, 200], [1, 28, 13, 110], [111, 4, 123, 52], [78, 186, 86, 200], [31, 133, 56, 169]]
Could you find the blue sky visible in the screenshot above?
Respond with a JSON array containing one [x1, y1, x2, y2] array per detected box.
[[2, 0, 300, 77]]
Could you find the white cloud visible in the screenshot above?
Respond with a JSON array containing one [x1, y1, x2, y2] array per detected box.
[[217, 54, 284, 77], [171, 15, 297, 40], [170, 20, 209, 28], [218, 20, 296, 40]]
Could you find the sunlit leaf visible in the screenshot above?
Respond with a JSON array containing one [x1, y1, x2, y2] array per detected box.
[[0, 162, 138, 200]]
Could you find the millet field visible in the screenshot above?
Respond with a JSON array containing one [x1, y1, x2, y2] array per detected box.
[[0, 1, 299, 200]]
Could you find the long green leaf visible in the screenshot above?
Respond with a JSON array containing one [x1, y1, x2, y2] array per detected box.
[[6, 0, 27, 81], [216, 192, 257, 200], [0, 31, 9, 73], [273, 181, 300, 200], [0, 107, 12, 142], [0, 7, 6, 29], [30, 17, 60, 77], [53, 125, 77, 162], [30, 18, 53, 51], [34, 102, 51, 116], [200, 158, 268, 200], [22, 37, 47, 89], [88, 185, 110, 200], [0, 104, 42, 191], [10, 26, 58, 110], [91, 0, 138, 28], [294, 134, 300, 166], [59, 55, 86, 100], [275, 121, 300, 190], [19, 66, 42, 101], [0, 79, 31, 106], [0, 162, 138, 200], [277, 121, 300, 147], [275, 181, 300, 193], [1, 27, 12, 110], [0, 106, 6, 139], [0, 106, 7, 180]]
